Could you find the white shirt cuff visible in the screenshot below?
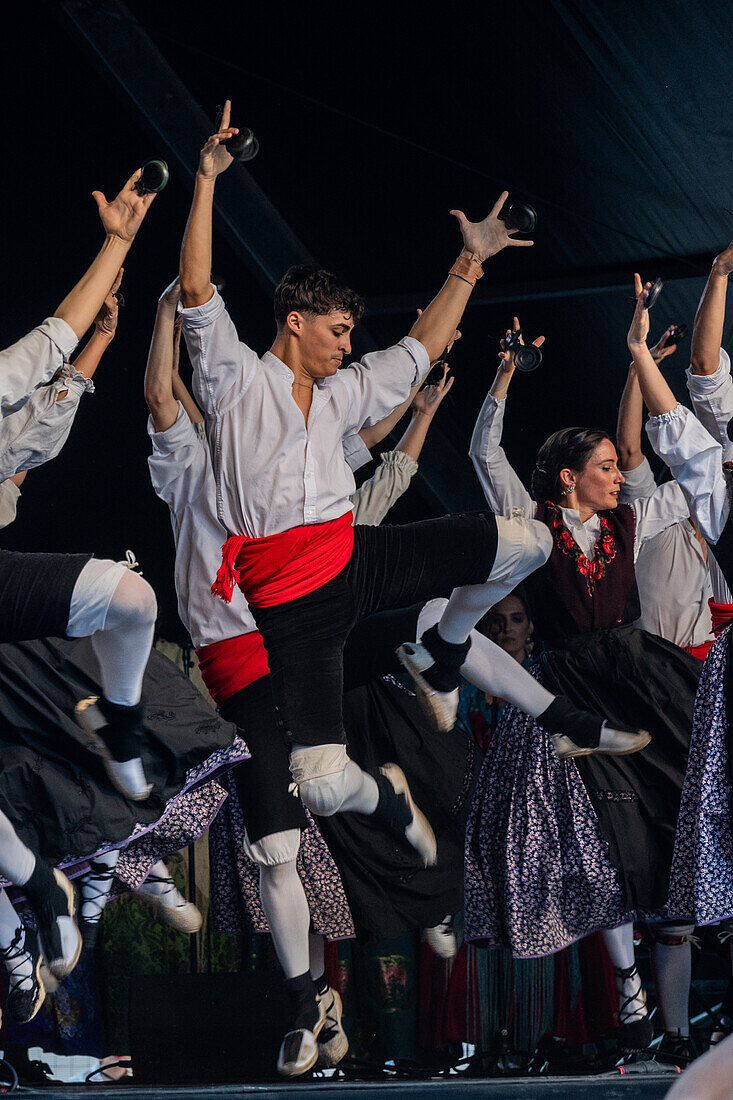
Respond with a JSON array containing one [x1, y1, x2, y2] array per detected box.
[[401, 335, 432, 384], [686, 348, 731, 392], [342, 432, 372, 473], [647, 403, 686, 425], [380, 449, 419, 476], [179, 286, 223, 329], [41, 317, 79, 359], [147, 402, 196, 451]]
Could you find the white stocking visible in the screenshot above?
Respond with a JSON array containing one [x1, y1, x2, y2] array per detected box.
[[418, 599, 554, 718]]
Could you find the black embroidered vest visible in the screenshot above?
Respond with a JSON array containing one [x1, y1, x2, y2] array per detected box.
[[525, 501, 641, 644]]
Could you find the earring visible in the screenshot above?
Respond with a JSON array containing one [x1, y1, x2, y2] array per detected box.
[[560, 483, 575, 497]]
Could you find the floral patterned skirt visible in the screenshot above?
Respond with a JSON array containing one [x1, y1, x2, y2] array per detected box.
[[464, 624, 700, 957], [667, 629, 733, 923], [208, 770, 355, 941]]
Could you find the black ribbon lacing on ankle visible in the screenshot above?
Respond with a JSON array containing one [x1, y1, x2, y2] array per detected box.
[[0, 927, 35, 993]]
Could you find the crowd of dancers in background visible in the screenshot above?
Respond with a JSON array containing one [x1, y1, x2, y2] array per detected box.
[[1, 100, 733, 1087]]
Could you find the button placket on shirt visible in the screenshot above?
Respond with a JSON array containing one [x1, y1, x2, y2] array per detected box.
[[302, 385, 328, 524]]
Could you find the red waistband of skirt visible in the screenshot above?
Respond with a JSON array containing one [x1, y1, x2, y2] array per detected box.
[[212, 511, 354, 608], [196, 631, 270, 706]]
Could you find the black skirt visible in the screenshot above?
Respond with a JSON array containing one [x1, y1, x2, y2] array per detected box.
[[538, 623, 701, 912], [0, 636, 240, 869]]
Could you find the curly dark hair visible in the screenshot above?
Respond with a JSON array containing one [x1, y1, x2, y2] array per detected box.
[[273, 264, 366, 327], [530, 427, 612, 503]]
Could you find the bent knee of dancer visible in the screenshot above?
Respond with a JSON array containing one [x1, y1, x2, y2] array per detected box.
[[111, 572, 157, 630], [290, 743, 351, 817], [246, 828, 301, 867], [494, 515, 552, 581]]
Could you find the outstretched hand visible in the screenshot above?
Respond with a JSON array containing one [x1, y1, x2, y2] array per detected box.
[[498, 315, 545, 371], [198, 99, 239, 181], [650, 325, 679, 364], [93, 170, 156, 243], [94, 268, 124, 338], [412, 363, 455, 418], [628, 273, 652, 349], [450, 191, 534, 263]]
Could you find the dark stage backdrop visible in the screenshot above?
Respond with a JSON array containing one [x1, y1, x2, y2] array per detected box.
[[2, 1, 732, 639]]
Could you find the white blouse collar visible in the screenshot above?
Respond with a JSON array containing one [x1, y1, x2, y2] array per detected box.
[[559, 506, 600, 531]]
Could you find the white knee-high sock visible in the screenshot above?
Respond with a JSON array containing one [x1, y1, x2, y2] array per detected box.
[[91, 570, 156, 706], [0, 810, 35, 886], [651, 939, 691, 1036], [418, 600, 554, 718], [0, 888, 23, 948], [259, 860, 312, 979], [602, 923, 646, 1019], [437, 517, 552, 645], [310, 933, 326, 983]]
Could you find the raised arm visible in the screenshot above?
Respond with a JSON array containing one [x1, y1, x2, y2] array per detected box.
[[55, 170, 156, 340], [617, 326, 678, 484], [616, 368, 645, 473], [690, 241, 733, 377], [171, 323, 205, 425], [408, 192, 533, 364], [468, 320, 540, 517], [350, 366, 455, 526], [626, 274, 730, 542], [0, 293, 120, 484], [71, 269, 122, 383], [358, 323, 460, 451], [180, 101, 238, 308], [144, 281, 182, 433], [394, 363, 454, 461], [626, 274, 679, 417]]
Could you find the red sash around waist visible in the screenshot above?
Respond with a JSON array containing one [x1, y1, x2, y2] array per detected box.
[[710, 598, 733, 635], [684, 640, 714, 662], [196, 631, 270, 706], [212, 511, 354, 608]]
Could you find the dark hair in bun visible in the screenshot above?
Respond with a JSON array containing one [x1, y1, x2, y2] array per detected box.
[[531, 427, 612, 503]]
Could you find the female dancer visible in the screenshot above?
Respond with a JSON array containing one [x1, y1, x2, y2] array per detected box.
[[621, 272, 733, 1041], [457, 590, 535, 750], [464, 315, 702, 1052]]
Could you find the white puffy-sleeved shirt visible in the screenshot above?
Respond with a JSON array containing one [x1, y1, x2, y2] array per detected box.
[[0, 364, 93, 482], [148, 404, 258, 648], [646, 404, 731, 545], [618, 457, 730, 647], [148, 406, 419, 647], [685, 349, 733, 459], [0, 318, 78, 418], [181, 290, 430, 538], [469, 393, 691, 561]]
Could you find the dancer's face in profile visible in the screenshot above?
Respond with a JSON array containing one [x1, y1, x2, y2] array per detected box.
[[485, 595, 533, 664], [294, 309, 354, 378], [562, 438, 625, 514]]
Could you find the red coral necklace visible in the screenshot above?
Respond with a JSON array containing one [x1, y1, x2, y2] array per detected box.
[[547, 504, 617, 597]]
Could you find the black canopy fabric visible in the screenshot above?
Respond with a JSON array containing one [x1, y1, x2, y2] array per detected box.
[[1, 2, 731, 636]]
